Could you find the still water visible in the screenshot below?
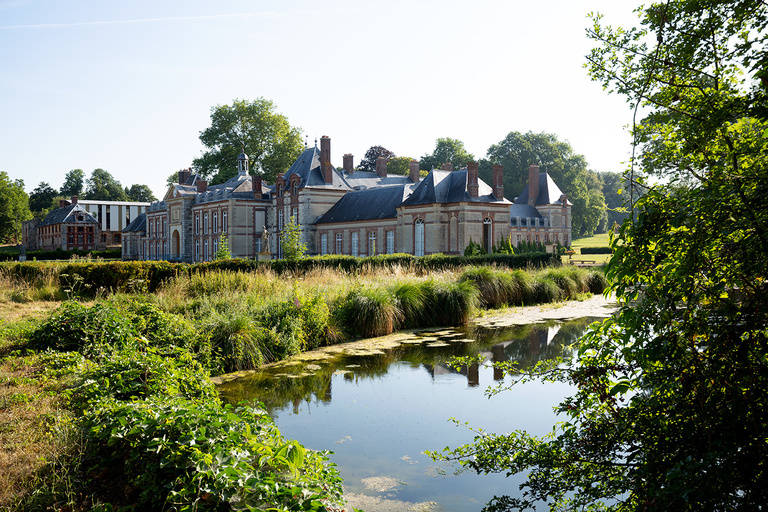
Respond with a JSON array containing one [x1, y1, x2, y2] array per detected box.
[[217, 317, 602, 511]]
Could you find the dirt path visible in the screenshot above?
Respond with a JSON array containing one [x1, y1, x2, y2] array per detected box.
[[471, 292, 617, 328]]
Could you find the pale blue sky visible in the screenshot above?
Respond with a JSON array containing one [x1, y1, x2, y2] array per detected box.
[[1, 0, 639, 198]]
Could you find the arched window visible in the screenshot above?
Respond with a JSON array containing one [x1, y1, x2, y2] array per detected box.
[[414, 218, 425, 257]]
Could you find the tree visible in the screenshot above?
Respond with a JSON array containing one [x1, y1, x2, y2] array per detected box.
[[60, 169, 84, 197], [125, 184, 157, 202], [280, 217, 306, 261], [420, 137, 475, 171], [597, 171, 631, 232], [0, 172, 31, 244], [215, 233, 232, 260], [28, 182, 59, 214], [386, 156, 414, 176], [431, 1, 768, 510], [193, 98, 304, 184], [84, 169, 128, 201], [357, 146, 395, 173], [482, 131, 606, 236]]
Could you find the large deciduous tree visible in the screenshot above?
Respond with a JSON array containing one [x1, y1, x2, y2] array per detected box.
[[59, 169, 85, 198], [28, 182, 59, 214], [431, 1, 768, 510], [357, 146, 395, 173], [84, 169, 128, 201], [420, 137, 475, 171], [0, 172, 31, 244], [193, 98, 304, 184], [125, 184, 157, 202], [482, 131, 606, 237]]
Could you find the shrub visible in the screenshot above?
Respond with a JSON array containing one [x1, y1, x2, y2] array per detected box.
[[390, 281, 427, 328], [335, 286, 402, 338], [580, 246, 613, 254], [421, 279, 479, 326], [204, 312, 270, 373]]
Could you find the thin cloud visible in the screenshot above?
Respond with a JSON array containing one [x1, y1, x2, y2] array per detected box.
[[0, 11, 283, 30]]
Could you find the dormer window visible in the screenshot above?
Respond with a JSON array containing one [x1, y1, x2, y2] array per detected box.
[[277, 184, 284, 197], [292, 181, 299, 195]]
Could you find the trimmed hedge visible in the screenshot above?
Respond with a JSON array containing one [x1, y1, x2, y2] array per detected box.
[[0, 247, 122, 261], [580, 247, 613, 255]]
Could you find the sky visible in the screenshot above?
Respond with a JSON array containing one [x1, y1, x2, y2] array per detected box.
[[0, 0, 641, 199]]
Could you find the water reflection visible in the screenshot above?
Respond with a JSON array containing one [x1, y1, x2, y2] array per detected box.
[[216, 317, 602, 512]]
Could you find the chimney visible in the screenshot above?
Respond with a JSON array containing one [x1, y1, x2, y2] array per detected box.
[[467, 162, 479, 198], [409, 160, 421, 183], [320, 135, 333, 184], [196, 180, 208, 193], [343, 154, 354, 174], [178, 169, 191, 184], [441, 162, 453, 172], [70, 195, 78, 206], [492, 164, 504, 199], [254, 175, 263, 199], [528, 165, 540, 206], [376, 156, 388, 178], [59, 199, 68, 208]]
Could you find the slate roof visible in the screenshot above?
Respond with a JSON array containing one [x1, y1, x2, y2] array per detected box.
[[514, 172, 571, 206], [509, 204, 543, 219], [316, 185, 414, 224], [40, 204, 99, 227], [123, 212, 146, 233], [281, 147, 351, 190], [401, 169, 510, 207]]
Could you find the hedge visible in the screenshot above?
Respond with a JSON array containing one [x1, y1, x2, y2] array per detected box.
[[0, 247, 122, 261], [579, 247, 613, 255]]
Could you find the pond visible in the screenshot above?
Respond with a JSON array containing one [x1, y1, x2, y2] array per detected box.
[[217, 316, 604, 512]]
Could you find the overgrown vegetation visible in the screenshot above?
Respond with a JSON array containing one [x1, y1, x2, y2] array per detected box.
[[0, 260, 608, 510]]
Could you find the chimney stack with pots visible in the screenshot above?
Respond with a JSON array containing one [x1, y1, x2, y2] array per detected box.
[[196, 180, 208, 193], [376, 156, 388, 178], [178, 169, 191, 184], [70, 195, 78, 206], [441, 162, 453, 172], [343, 153, 354, 174]]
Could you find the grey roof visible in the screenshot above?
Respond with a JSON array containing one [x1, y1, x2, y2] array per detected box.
[[282, 147, 351, 189], [40, 203, 99, 227], [123, 212, 146, 233], [401, 169, 510, 207], [344, 170, 415, 189], [316, 185, 414, 224], [515, 172, 571, 206]]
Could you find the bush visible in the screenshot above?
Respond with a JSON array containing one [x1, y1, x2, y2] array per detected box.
[[335, 286, 402, 338], [580, 246, 613, 254], [421, 279, 479, 327]]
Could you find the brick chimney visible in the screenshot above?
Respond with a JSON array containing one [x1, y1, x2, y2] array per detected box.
[[196, 180, 208, 193], [320, 136, 333, 184], [343, 154, 354, 174], [376, 156, 388, 178], [492, 164, 504, 199], [467, 162, 479, 198], [59, 199, 68, 208], [441, 162, 453, 172], [178, 169, 191, 184], [254, 175, 263, 199], [409, 160, 420, 183], [70, 195, 78, 205], [528, 165, 540, 206]]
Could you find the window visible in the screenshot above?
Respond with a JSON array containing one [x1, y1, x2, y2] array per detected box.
[[162, 218, 166, 237], [335, 233, 343, 254], [213, 212, 218, 234], [277, 184, 283, 197], [278, 210, 284, 230], [351, 232, 359, 257], [483, 217, 493, 252], [195, 240, 200, 261], [195, 214, 200, 235], [204, 239, 209, 261], [213, 238, 219, 256], [292, 181, 298, 194], [386, 231, 394, 254], [414, 219, 425, 257], [222, 211, 227, 233], [203, 214, 208, 234], [156, 242, 160, 258], [320, 233, 328, 255], [148, 220, 152, 237], [255, 236, 261, 253], [292, 208, 298, 223], [368, 231, 376, 256]]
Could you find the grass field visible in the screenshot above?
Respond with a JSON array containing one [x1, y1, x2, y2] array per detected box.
[[569, 232, 613, 265]]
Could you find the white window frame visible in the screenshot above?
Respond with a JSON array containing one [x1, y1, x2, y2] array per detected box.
[[335, 233, 343, 254], [386, 230, 394, 254], [195, 214, 200, 235], [368, 231, 376, 256], [203, 213, 209, 235], [320, 233, 328, 255], [204, 239, 209, 261], [195, 239, 200, 261], [213, 212, 218, 234], [415, 219, 425, 257], [222, 211, 227, 233], [351, 232, 359, 257]]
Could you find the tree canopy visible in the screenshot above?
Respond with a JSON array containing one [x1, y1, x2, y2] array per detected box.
[[193, 98, 304, 184], [84, 169, 128, 201], [59, 169, 84, 198], [125, 184, 157, 202], [28, 182, 59, 214], [0, 172, 31, 244], [386, 156, 415, 176], [357, 146, 395, 173], [481, 131, 606, 237], [432, 1, 768, 509], [420, 137, 475, 171]]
